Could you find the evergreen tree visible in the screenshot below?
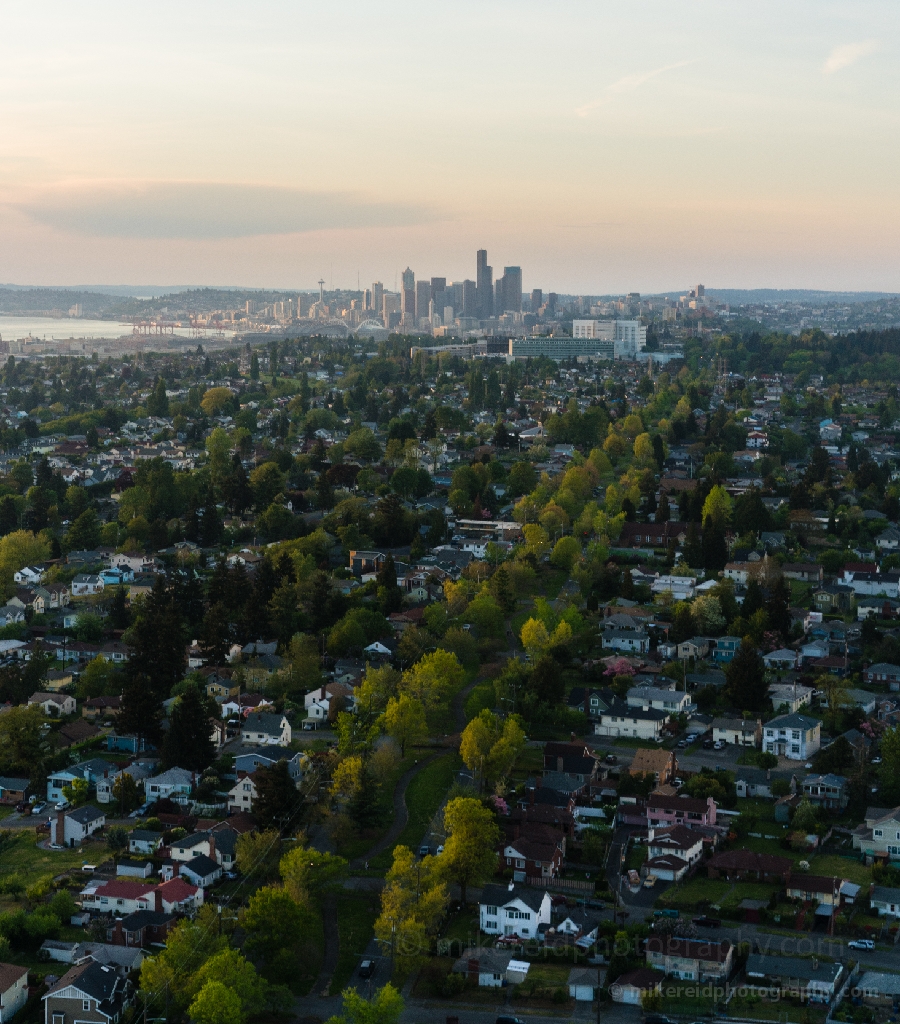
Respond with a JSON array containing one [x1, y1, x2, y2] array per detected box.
[[249, 352, 260, 381], [254, 760, 300, 832], [347, 762, 382, 829], [702, 518, 728, 573], [766, 575, 792, 640], [200, 602, 232, 665], [376, 553, 403, 615], [0, 496, 18, 535], [127, 578, 186, 699], [683, 520, 702, 568], [656, 492, 670, 523], [652, 433, 665, 471], [161, 685, 216, 771], [742, 578, 765, 618], [222, 454, 252, 515], [726, 640, 769, 711], [117, 673, 164, 749], [107, 586, 131, 631]]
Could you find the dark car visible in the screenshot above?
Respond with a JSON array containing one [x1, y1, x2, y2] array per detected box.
[[644, 1016, 676, 1024], [15, 801, 30, 814], [692, 916, 722, 928], [497, 1017, 527, 1024], [605, 753, 618, 764], [702, 738, 714, 749], [358, 959, 375, 979], [418, 845, 431, 858]]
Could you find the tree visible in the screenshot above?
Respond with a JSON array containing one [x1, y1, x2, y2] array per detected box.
[[0, 704, 45, 778], [702, 485, 732, 526], [235, 829, 282, 881], [766, 575, 792, 641], [520, 617, 549, 660], [0, 530, 50, 600], [459, 710, 525, 793], [682, 772, 727, 803], [399, 650, 465, 720], [375, 846, 448, 973], [324, 985, 403, 1024], [161, 686, 216, 772], [112, 772, 140, 813], [792, 796, 818, 833], [692, 594, 725, 635], [139, 908, 227, 1011], [188, 980, 244, 1024], [280, 844, 347, 905], [242, 886, 310, 966], [65, 509, 101, 551], [62, 777, 89, 806], [440, 796, 500, 904], [253, 760, 300, 831], [106, 825, 128, 857], [376, 553, 403, 615], [201, 387, 234, 417], [383, 694, 426, 756], [550, 535, 580, 570], [818, 674, 850, 733], [116, 673, 164, 749], [878, 726, 900, 805], [726, 640, 768, 712]]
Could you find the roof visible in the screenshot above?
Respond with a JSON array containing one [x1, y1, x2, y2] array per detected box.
[[630, 748, 675, 774], [452, 947, 513, 973], [871, 885, 900, 904], [68, 805, 105, 825], [646, 936, 732, 963], [44, 960, 122, 1002], [613, 968, 664, 991], [648, 824, 704, 852], [858, 972, 900, 997], [181, 854, 219, 877], [0, 963, 28, 992], [712, 717, 760, 731], [0, 776, 30, 790], [765, 713, 820, 731], [568, 967, 600, 987], [480, 882, 548, 913], [146, 767, 193, 786], [91, 880, 155, 899], [156, 877, 199, 903], [647, 794, 713, 815], [243, 711, 286, 733], [746, 954, 841, 984]]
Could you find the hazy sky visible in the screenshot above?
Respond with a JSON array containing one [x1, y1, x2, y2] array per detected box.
[[1, 1, 898, 293]]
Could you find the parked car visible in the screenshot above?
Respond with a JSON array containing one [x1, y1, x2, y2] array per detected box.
[[418, 845, 431, 858], [702, 738, 714, 749], [15, 801, 30, 814], [713, 739, 725, 751], [358, 959, 375, 979], [692, 916, 722, 928], [31, 802, 46, 814], [605, 753, 618, 764], [672, 778, 684, 788], [871, 757, 882, 764], [676, 739, 688, 748], [654, 909, 679, 919], [496, 1017, 527, 1024], [848, 939, 875, 950], [54, 800, 70, 811], [644, 1016, 676, 1024], [436, 845, 444, 855]]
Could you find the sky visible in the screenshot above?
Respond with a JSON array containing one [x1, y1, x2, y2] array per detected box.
[[0, 1, 898, 294]]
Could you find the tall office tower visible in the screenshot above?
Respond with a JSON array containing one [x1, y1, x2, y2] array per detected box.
[[382, 293, 400, 327], [364, 289, 372, 310], [245, 300, 257, 315], [401, 268, 415, 321], [372, 281, 384, 315], [494, 278, 504, 315], [696, 284, 705, 297], [416, 280, 431, 321], [547, 292, 558, 313], [431, 277, 447, 318], [462, 279, 477, 316], [476, 249, 492, 317], [531, 288, 543, 313], [503, 267, 522, 312]]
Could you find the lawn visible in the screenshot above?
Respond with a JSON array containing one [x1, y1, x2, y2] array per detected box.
[[729, 995, 828, 1024], [369, 751, 462, 872], [334, 750, 419, 861], [330, 891, 381, 994], [658, 877, 734, 909], [0, 829, 95, 902], [809, 854, 873, 887], [625, 845, 646, 872]]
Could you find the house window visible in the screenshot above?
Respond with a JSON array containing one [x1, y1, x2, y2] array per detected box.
[[84, 1000, 91, 1011], [53, 1014, 64, 1024], [486, 906, 497, 917]]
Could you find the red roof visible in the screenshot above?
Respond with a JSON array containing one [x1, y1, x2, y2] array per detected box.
[[157, 877, 199, 902], [94, 880, 156, 899]]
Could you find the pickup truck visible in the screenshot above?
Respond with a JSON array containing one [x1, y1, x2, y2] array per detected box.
[[692, 915, 722, 928]]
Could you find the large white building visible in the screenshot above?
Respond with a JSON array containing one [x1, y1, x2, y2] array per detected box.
[[570, 319, 647, 359]]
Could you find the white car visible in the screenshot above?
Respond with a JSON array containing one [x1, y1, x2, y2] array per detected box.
[[848, 939, 874, 950], [713, 740, 725, 751], [54, 800, 71, 811]]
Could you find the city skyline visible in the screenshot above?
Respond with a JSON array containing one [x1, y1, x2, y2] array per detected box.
[[0, 2, 899, 291]]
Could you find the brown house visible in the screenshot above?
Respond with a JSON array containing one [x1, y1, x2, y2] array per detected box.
[[43, 959, 131, 1024], [629, 747, 677, 784], [707, 849, 793, 883]]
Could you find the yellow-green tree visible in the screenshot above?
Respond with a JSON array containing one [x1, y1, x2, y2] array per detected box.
[[522, 523, 550, 558], [374, 846, 448, 972], [201, 387, 234, 416], [520, 617, 549, 660], [383, 694, 426, 755], [324, 984, 403, 1024], [0, 530, 51, 599], [459, 709, 525, 792], [399, 649, 465, 719], [441, 797, 500, 904]]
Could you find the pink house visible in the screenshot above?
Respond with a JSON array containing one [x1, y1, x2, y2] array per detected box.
[[646, 794, 717, 829]]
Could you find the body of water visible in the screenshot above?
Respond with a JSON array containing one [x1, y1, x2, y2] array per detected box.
[[0, 315, 232, 341]]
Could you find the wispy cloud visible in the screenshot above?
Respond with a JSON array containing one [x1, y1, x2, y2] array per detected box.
[[12, 181, 435, 239], [823, 40, 878, 75], [576, 60, 691, 117]]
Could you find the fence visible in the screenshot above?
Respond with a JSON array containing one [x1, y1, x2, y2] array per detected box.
[[527, 876, 595, 893]]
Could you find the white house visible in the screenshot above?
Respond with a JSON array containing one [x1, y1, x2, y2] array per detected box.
[[646, 824, 705, 867], [228, 774, 258, 813], [144, 767, 194, 802], [762, 713, 821, 761], [870, 885, 900, 919], [626, 686, 691, 715], [28, 691, 76, 716], [602, 630, 650, 655], [478, 883, 552, 939], [593, 699, 668, 742], [50, 807, 106, 847], [712, 717, 762, 747], [568, 968, 600, 1002], [769, 684, 816, 714], [241, 711, 291, 746], [71, 574, 104, 596], [763, 649, 798, 671], [128, 830, 163, 856], [0, 964, 29, 1023]]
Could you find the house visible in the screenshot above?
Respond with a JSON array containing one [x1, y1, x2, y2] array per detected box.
[[814, 584, 854, 613], [107, 910, 176, 949], [852, 805, 900, 861], [241, 711, 291, 747], [58, 720, 101, 748], [734, 766, 795, 800], [762, 713, 821, 761], [876, 527, 900, 552], [128, 830, 163, 856], [763, 648, 798, 671], [645, 936, 733, 981], [593, 700, 668, 742], [0, 777, 29, 805], [677, 637, 710, 659], [349, 550, 386, 576], [644, 852, 691, 882], [712, 717, 762, 747], [28, 691, 76, 716], [234, 748, 304, 780], [46, 759, 118, 803], [303, 683, 355, 726], [179, 855, 222, 888], [629, 748, 677, 784], [626, 686, 691, 715], [554, 908, 601, 948], [744, 954, 842, 1002], [14, 565, 44, 585], [602, 630, 650, 655], [81, 878, 202, 916], [610, 967, 663, 1005], [50, 807, 106, 847], [568, 968, 601, 1002], [870, 885, 900, 918], [785, 873, 849, 906], [864, 663, 900, 691], [228, 774, 258, 813], [479, 883, 552, 939], [855, 972, 900, 1007], [204, 673, 239, 700], [95, 763, 152, 805], [711, 636, 741, 663], [82, 696, 121, 720], [782, 563, 824, 584], [450, 948, 529, 988], [71, 574, 105, 596], [646, 824, 705, 867], [802, 773, 849, 811], [0, 963, 28, 1023], [769, 684, 816, 714], [646, 794, 717, 829], [501, 835, 562, 880], [144, 767, 194, 802], [42, 960, 131, 1024], [707, 849, 793, 882]]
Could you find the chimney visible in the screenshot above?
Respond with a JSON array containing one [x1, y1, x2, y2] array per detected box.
[[557, 756, 564, 772], [56, 810, 66, 846], [112, 918, 124, 946], [154, 888, 162, 913], [208, 833, 216, 861], [513, 824, 520, 840], [570, 732, 576, 743], [467, 957, 479, 982]]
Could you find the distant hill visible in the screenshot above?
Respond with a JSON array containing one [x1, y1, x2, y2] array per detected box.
[[703, 288, 897, 305]]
